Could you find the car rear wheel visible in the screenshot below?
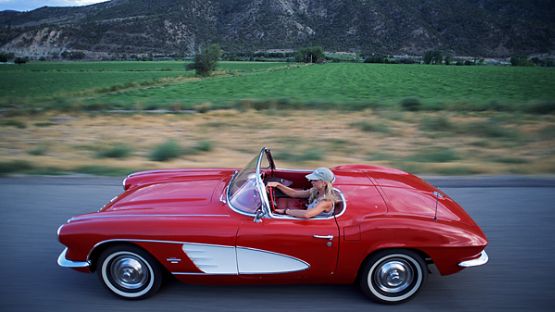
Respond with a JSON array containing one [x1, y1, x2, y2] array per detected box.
[[97, 245, 162, 300], [359, 250, 427, 304]]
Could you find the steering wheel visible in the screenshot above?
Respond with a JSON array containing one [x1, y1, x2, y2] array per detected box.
[[267, 185, 277, 212]]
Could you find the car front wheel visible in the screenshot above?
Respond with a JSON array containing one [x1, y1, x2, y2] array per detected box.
[[360, 250, 428, 304], [97, 245, 162, 299]]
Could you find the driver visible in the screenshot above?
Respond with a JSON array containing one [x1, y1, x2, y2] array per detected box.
[[267, 167, 336, 218]]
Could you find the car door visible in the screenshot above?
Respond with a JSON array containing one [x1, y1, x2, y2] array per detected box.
[[236, 216, 339, 282]]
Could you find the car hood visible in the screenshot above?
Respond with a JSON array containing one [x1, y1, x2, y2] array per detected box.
[[97, 168, 236, 215]]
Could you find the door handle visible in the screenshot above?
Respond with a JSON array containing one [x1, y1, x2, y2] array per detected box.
[[313, 235, 334, 240]]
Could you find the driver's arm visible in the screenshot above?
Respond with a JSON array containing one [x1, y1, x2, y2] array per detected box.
[[267, 182, 309, 198], [285, 200, 332, 218]]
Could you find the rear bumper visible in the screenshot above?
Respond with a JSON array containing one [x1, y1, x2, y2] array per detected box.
[[458, 250, 488, 268], [57, 248, 90, 268]]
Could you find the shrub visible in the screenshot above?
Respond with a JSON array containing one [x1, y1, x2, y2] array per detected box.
[[400, 98, 422, 111], [457, 120, 519, 139], [419, 116, 453, 132], [149, 139, 183, 161], [0, 119, 26, 128], [350, 121, 390, 133], [96, 144, 133, 159], [28, 144, 48, 156], [406, 148, 459, 163], [274, 149, 324, 162], [0, 160, 33, 175], [187, 140, 213, 154], [524, 101, 555, 114]]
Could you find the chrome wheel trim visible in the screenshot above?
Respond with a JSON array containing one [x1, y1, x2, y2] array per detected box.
[[110, 255, 149, 290], [367, 254, 423, 302], [375, 260, 414, 293], [101, 251, 155, 298]]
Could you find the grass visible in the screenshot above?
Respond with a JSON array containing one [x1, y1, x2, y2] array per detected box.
[[1, 62, 554, 113]]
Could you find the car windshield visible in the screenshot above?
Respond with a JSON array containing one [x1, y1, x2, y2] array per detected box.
[[227, 151, 265, 215]]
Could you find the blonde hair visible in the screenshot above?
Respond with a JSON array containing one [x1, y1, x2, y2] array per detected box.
[[309, 181, 337, 203]]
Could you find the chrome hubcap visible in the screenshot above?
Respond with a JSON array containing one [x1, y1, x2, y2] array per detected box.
[[110, 255, 149, 290], [375, 260, 414, 294]]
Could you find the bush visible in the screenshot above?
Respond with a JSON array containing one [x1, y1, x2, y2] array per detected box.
[[0, 160, 33, 175], [524, 101, 555, 114], [419, 116, 453, 132], [274, 149, 324, 162], [28, 144, 48, 156], [405, 148, 459, 163], [350, 121, 390, 133], [400, 98, 422, 111], [149, 139, 183, 161], [96, 144, 133, 159], [0, 119, 26, 128]]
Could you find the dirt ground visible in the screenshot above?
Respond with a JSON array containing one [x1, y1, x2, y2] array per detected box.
[[1, 109, 554, 175]]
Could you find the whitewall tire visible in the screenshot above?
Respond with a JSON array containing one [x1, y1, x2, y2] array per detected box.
[[97, 245, 162, 300]]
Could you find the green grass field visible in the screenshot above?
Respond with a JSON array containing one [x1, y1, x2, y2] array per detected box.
[[1, 61, 554, 112]]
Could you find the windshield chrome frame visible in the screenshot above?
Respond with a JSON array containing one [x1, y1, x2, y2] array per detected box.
[[226, 147, 271, 218]]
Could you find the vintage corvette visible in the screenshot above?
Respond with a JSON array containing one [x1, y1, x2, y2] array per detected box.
[[57, 147, 488, 303]]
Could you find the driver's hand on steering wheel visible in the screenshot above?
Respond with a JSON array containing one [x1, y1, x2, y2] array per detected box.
[[267, 181, 282, 188]]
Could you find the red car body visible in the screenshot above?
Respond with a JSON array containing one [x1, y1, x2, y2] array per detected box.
[[58, 147, 488, 303]]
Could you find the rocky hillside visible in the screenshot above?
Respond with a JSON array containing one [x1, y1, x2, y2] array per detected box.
[[1, 0, 554, 58]]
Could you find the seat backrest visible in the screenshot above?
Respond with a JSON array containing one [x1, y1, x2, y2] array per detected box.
[[332, 189, 345, 216]]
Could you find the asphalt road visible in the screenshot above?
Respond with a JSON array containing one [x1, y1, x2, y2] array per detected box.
[[1, 176, 554, 312]]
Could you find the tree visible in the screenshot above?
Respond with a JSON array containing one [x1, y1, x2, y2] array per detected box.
[[423, 50, 443, 64], [0, 52, 15, 63], [186, 44, 222, 76], [14, 57, 28, 64], [295, 46, 324, 63]]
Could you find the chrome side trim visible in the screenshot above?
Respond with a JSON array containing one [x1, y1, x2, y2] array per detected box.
[[172, 272, 238, 276], [236, 246, 310, 274], [87, 239, 310, 275], [57, 248, 90, 268], [182, 243, 238, 274], [458, 251, 489, 268], [70, 214, 229, 222]]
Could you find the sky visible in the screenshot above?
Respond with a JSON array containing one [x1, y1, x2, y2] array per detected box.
[[0, 0, 109, 11]]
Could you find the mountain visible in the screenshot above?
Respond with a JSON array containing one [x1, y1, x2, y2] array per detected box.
[[1, 0, 554, 59]]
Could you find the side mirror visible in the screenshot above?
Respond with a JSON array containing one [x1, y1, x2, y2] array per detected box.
[[253, 208, 264, 223]]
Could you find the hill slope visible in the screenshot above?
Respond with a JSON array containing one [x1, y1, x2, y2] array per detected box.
[[1, 0, 554, 58]]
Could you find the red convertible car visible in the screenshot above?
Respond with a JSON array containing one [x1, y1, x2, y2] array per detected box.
[[57, 147, 488, 303]]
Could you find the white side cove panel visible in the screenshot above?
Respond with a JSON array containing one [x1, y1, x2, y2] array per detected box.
[[236, 247, 309, 274], [182, 243, 238, 274], [181, 243, 310, 274]]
